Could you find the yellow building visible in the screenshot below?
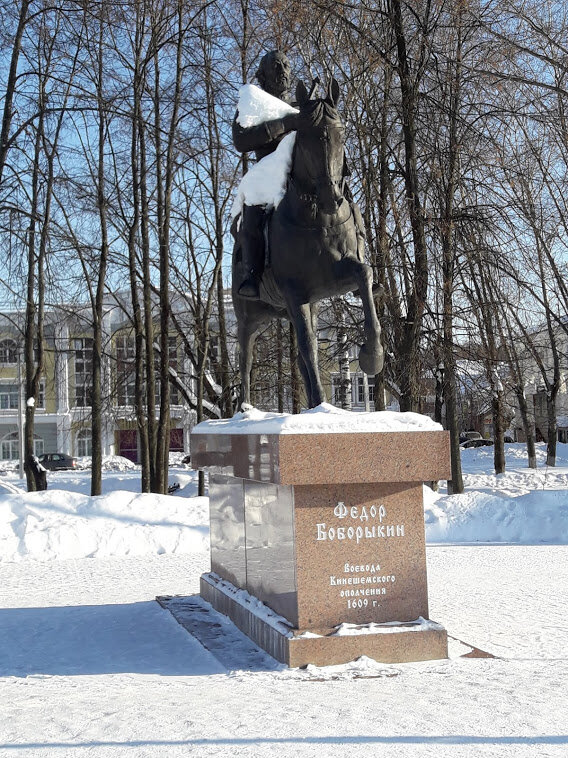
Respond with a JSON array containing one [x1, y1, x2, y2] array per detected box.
[[0, 305, 194, 465]]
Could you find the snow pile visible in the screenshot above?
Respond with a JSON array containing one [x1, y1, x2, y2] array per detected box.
[[231, 132, 296, 217], [2, 438, 568, 566], [462, 440, 568, 473], [0, 460, 20, 474], [333, 617, 444, 636], [0, 478, 21, 495], [235, 84, 298, 128], [169, 451, 190, 466], [193, 402, 442, 435], [0, 488, 209, 563], [100, 455, 138, 471], [300, 654, 404, 680], [231, 83, 299, 218], [424, 481, 568, 544], [1, 455, 138, 474]]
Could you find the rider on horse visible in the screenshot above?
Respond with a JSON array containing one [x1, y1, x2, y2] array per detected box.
[[233, 50, 366, 301], [232, 51, 298, 300]]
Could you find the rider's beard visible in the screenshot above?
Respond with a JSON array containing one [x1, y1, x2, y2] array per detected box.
[[265, 74, 289, 100]]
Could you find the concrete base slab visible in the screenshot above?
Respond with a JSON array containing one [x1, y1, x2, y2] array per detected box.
[[200, 572, 448, 668]]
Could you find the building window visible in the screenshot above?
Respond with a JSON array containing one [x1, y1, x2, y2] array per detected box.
[[37, 380, 45, 409], [115, 334, 181, 408], [1, 432, 43, 460], [73, 338, 93, 408], [0, 339, 17, 365], [76, 429, 92, 457], [116, 335, 136, 407], [1, 433, 19, 460], [533, 391, 547, 419], [0, 384, 19, 410], [117, 428, 138, 462], [331, 375, 342, 406], [1, 381, 45, 410], [154, 336, 179, 406], [252, 380, 273, 409], [208, 336, 219, 364], [169, 336, 179, 406], [356, 376, 375, 405], [170, 428, 184, 452]]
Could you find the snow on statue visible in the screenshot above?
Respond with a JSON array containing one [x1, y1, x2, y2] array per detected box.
[[231, 83, 298, 218]]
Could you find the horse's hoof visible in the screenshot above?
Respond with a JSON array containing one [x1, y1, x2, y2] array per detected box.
[[359, 344, 384, 376]]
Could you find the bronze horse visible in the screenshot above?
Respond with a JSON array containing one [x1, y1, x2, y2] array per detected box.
[[232, 79, 383, 408]]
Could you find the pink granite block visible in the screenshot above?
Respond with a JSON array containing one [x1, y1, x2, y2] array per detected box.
[[191, 430, 451, 484]]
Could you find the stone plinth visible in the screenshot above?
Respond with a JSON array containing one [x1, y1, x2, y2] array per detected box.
[[191, 422, 450, 666], [200, 572, 448, 668]]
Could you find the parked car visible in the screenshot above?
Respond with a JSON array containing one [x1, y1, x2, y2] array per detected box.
[[38, 453, 76, 470], [460, 438, 494, 449], [459, 431, 483, 444]]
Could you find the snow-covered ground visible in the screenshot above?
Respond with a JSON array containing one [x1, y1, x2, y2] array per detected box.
[[1, 443, 567, 757]]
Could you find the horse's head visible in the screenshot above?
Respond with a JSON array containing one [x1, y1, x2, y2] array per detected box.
[[292, 78, 346, 215]]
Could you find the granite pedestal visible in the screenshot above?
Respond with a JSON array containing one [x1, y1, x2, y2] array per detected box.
[[191, 424, 450, 667]]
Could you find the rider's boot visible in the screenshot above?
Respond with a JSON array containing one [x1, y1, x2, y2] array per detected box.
[[238, 205, 266, 300], [239, 275, 259, 299]]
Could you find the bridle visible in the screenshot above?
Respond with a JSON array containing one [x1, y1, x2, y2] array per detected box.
[[287, 111, 348, 226]]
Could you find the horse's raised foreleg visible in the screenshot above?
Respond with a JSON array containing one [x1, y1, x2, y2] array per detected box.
[[296, 351, 311, 405], [341, 259, 384, 376], [238, 318, 257, 408], [288, 302, 325, 408]]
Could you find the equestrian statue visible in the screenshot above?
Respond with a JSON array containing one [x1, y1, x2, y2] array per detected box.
[[232, 51, 383, 408]]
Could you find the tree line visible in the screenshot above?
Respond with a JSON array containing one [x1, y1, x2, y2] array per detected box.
[[2, 0, 568, 495]]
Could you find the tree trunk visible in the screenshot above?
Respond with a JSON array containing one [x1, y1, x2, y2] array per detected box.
[[129, 6, 150, 492], [216, 273, 232, 418], [23, 70, 44, 492], [493, 392, 506, 475], [516, 388, 537, 469], [91, 7, 110, 497], [546, 391, 557, 466], [0, 0, 30, 185], [139, 115, 157, 490], [390, 0, 428, 411], [152, 2, 184, 493]]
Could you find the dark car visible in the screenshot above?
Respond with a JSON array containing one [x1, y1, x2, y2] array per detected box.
[[459, 431, 482, 444], [460, 438, 494, 449], [38, 453, 76, 471]]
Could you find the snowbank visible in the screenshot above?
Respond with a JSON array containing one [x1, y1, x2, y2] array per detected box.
[[80, 455, 138, 471], [424, 484, 568, 544], [2, 439, 568, 566], [0, 488, 209, 563]]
